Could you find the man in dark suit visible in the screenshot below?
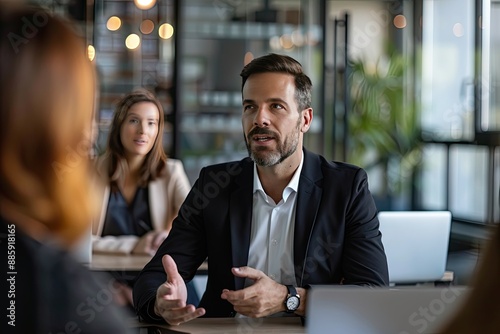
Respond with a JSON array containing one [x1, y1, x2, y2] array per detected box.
[[133, 53, 389, 325]]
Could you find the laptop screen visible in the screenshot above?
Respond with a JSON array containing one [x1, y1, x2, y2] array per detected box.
[[306, 286, 468, 334], [377, 211, 452, 284]]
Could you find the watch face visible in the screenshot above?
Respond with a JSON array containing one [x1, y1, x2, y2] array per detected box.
[[286, 296, 300, 310]]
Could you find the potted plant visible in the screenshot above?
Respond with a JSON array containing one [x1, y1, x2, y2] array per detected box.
[[347, 48, 422, 209]]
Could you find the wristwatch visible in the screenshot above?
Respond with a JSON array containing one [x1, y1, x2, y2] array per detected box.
[[284, 285, 300, 313]]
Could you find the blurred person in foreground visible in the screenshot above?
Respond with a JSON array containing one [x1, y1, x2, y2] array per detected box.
[[439, 223, 500, 334], [0, 4, 131, 333], [133, 53, 389, 325]]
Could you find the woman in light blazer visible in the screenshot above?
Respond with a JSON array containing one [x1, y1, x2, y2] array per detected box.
[[92, 89, 190, 256]]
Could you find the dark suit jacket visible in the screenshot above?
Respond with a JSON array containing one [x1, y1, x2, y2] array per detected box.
[[133, 148, 389, 321]]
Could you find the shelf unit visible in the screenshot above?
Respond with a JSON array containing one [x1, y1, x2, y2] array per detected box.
[[175, 0, 324, 182]]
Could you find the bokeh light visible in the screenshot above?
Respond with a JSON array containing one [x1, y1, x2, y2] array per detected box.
[[159, 23, 174, 39], [125, 34, 141, 49], [106, 16, 121, 31], [140, 19, 155, 34]]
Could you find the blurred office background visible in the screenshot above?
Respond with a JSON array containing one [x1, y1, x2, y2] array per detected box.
[[28, 0, 499, 284]]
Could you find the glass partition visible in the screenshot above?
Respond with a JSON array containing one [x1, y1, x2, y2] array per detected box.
[[418, 0, 500, 227], [449, 144, 489, 222], [421, 0, 475, 141], [419, 144, 447, 210], [481, 0, 500, 131]]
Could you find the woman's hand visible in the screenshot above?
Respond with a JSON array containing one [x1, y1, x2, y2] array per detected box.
[[132, 230, 168, 255]]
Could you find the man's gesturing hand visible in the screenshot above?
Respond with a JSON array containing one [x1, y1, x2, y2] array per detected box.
[[220, 266, 287, 318], [154, 254, 205, 325]]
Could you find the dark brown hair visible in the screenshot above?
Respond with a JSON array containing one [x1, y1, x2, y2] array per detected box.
[[0, 4, 97, 246], [105, 89, 167, 189], [240, 53, 313, 111], [439, 224, 500, 333]]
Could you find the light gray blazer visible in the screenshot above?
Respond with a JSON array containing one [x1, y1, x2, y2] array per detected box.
[[92, 157, 191, 253]]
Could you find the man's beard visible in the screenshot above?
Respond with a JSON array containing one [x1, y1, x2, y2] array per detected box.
[[245, 118, 301, 167]]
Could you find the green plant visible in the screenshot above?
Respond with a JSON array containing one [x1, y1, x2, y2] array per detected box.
[[348, 49, 422, 199]]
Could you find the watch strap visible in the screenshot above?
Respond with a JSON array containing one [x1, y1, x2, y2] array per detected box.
[[286, 285, 297, 297]]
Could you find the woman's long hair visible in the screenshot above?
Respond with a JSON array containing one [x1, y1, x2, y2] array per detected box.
[[0, 5, 98, 247], [105, 89, 167, 191], [439, 224, 500, 334]]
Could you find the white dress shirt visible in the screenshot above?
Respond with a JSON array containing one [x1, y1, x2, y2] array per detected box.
[[245, 153, 304, 288]]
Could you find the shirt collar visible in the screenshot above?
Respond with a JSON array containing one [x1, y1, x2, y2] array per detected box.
[[253, 152, 304, 203]]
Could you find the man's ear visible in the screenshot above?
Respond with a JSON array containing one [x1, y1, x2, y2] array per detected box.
[[301, 108, 313, 133]]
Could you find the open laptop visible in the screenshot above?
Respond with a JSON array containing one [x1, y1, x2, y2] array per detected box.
[[377, 211, 452, 284], [306, 286, 469, 334]]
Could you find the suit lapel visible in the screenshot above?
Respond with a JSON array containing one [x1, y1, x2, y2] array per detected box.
[[294, 149, 323, 285], [229, 159, 254, 290]]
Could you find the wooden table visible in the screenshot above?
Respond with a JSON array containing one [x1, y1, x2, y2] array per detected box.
[[130, 317, 305, 334], [90, 254, 152, 271], [90, 254, 208, 273]]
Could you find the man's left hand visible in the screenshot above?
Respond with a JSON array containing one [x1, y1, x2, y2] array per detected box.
[[220, 267, 287, 317]]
